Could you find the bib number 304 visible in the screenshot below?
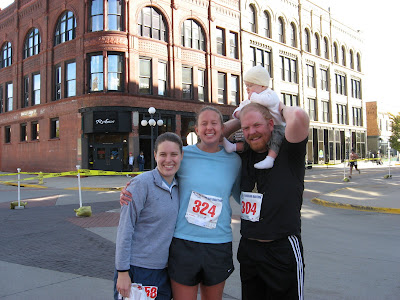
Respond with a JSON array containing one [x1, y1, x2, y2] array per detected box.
[[240, 192, 263, 222]]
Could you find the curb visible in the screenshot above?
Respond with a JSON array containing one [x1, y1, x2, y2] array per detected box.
[[64, 187, 123, 191], [311, 198, 400, 214]]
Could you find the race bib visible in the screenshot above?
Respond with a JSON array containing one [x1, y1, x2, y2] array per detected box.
[[118, 283, 158, 300], [185, 191, 223, 229], [240, 192, 263, 222]]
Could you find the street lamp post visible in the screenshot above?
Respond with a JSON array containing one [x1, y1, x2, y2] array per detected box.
[[141, 107, 164, 169]]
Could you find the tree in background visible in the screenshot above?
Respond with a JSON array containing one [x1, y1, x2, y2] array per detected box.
[[388, 113, 400, 153]]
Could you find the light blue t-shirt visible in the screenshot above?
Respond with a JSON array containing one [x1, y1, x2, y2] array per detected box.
[[174, 145, 241, 243]]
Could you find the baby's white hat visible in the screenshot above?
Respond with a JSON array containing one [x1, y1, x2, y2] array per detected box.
[[243, 65, 270, 87]]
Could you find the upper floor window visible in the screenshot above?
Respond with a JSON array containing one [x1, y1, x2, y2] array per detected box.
[[351, 79, 361, 99], [352, 107, 362, 126], [1, 42, 12, 68], [198, 69, 206, 102], [32, 73, 41, 106], [249, 5, 256, 33], [66, 61, 77, 97], [290, 23, 297, 47], [278, 17, 285, 43], [230, 75, 239, 106], [322, 101, 330, 122], [282, 93, 298, 106], [182, 66, 193, 100], [6, 82, 13, 112], [181, 19, 205, 51], [216, 27, 225, 55], [0, 85, 3, 113], [138, 6, 167, 41], [24, 28, 41, 58], [333, 42, 338, 63], [217, 72, 226, 104], [323, 37, 329, 59], [158, 61, 168, 96], [229, 31, 238, 59], [263, 11, 271, 38], [315, 33, 320, 56], [281, 56, 297, 83], [89, 0, 123, 32], [88, 52, 124, 92], [350, 50, 354, 69], [308, 98, 316, 121], [306, 64, 315, 88], [337, 104, 347, 125], [251, 47, 272, 77], [341, 46, 346, 66], [335, 73, 346, 95], [55, 11, 76, 46], [320, 68, 329, 91], [356, 53, 361, 71], [304, 29, 310, 52], [139, 57, 152, 95]]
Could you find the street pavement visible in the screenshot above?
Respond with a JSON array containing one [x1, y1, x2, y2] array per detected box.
[[0, 161, 399, 299]]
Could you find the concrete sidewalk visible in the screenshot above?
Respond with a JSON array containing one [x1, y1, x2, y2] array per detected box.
[[0, 163, 399, 299]]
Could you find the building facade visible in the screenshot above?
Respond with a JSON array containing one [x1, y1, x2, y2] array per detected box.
[[0, 0, 365, 172], [366, 101, 393, 157]]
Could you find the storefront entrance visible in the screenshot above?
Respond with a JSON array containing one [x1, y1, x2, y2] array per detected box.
[[93, 144, 124, 171]]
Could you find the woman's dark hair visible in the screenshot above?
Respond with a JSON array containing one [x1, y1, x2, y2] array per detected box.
[[154, 132, 183, 153]]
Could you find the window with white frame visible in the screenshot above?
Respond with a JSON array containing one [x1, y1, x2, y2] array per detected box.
[[139, 58, 152, 94], [320, 68, 329, 91], [352, 107, 362, 126], [158, 61, 167, 96], [335, 73, 346, 95], [230, 75, 239, 106], [24, 28, 41, 58], [6, 82, 13, 112], [337, 104, 347, 124], [306, 64, 315, 88], [263, 11, 271, 38], [32, 73, 41, 106], [138, 6, 167, 41], [182, 66, 193, 100], [1, 42, 12, 68], [281, 56, 297, 83], [351, 78, 361, 99], [198, 69, 206, 102], [218, 72, 226, 104], [251, 47, 272, 76], [322, 101, 330, 122], [229, 31, 238, 59], [182, 19, 205, 51], [216, 27, 225, 55], [308, 98, 316, 121]]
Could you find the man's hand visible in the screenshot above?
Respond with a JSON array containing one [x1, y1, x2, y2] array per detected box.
[[120, 182, 132, 206], [116, 272, 131, 298]]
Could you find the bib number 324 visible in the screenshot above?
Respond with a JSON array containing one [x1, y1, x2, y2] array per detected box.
[[185, 191, 223, 229]]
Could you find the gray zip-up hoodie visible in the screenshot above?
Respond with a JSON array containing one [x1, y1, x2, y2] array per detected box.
[[115, 168, 179, 271]]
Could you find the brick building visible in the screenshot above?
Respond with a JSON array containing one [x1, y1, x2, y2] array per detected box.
[[366, 101, 393, 156], [0, 0, 365, 172], [0, 0, 240, 172]]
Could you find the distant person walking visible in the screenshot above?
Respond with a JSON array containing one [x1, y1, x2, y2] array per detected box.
[[349, 149, 360, 178], [137, 151, 145, 171], [128, 153, 134, 172]]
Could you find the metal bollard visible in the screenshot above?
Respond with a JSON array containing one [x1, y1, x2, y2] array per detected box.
[[38, 172, 44, 184]]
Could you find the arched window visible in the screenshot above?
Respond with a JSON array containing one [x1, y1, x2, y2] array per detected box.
[[341, 46, 346, 66], [304, 28, 310, 52], [278, 17, 285, 43], [315, 33, 320, 56], [24, 28, 41, 58], [333, 42, 338, 63], [138, 6, 167, 42], [55, 11, 76, 46], [181, 19, 205, 51], [263, 11, 271, 38], [89, 0, 123, 32], [324, 37, 329, 59], [350, 50, 354, 69], [290, 23, 297, 47], [356, 53, 361, 72], [1, 42, 12, 68], [249, 4, 256, 33]]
